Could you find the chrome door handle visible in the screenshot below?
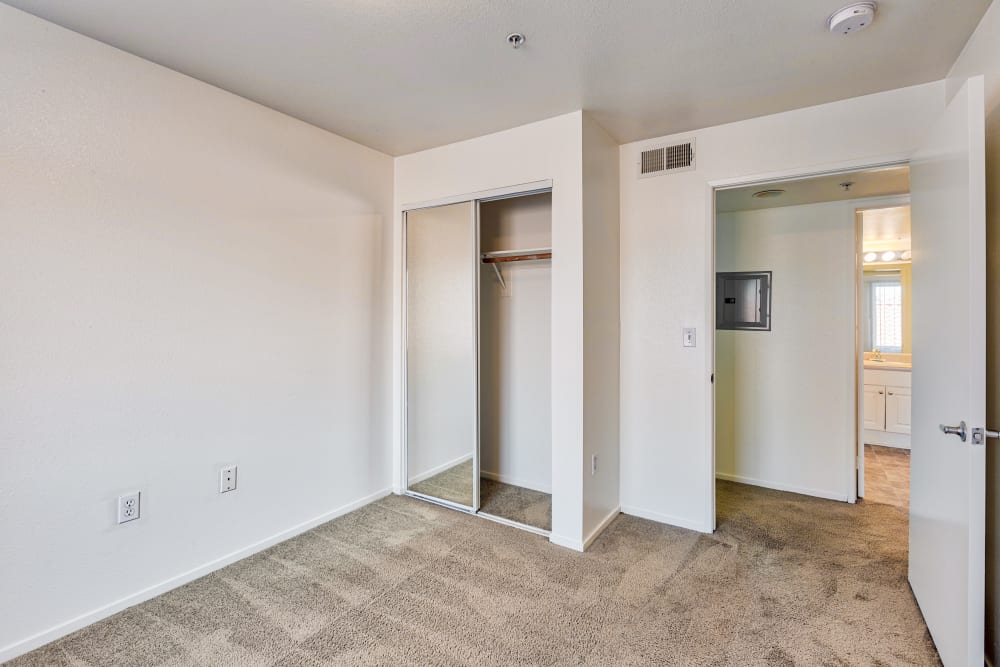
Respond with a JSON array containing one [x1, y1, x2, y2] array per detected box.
[[940, 421, 967, 442]]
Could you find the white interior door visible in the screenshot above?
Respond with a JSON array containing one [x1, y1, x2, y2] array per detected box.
[[908, 75, 986, 667]]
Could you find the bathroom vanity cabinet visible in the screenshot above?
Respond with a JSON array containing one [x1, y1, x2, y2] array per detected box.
[[863, 367, 911, 449]]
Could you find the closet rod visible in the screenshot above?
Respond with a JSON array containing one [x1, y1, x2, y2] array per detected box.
[[481, 248, 553, 264]]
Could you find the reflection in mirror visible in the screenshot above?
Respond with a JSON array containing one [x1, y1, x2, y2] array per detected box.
[[405, 201, 477, 508]]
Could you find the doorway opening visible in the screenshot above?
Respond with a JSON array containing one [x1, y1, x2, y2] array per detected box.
[[713, 165, 911, 516], [857, 203, 913, 511]]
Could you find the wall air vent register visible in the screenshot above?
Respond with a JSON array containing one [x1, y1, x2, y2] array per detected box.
[[639, 140, 695, 178]]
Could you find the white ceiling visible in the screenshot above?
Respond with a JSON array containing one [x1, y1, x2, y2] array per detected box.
[[862, 206, 910, 248], [716, 166, 909, 212], [4, 0, 992, 155]]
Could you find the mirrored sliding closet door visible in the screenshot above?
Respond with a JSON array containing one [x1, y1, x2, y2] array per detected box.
[[404, 201, 479, 510]]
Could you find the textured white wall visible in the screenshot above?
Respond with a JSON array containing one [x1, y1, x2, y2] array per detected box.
[[0, 6, 393, 661], [619, 81, 945, 533], [479, 195, 552, 494], [715, 201, 858, 501], [581, 114, 621, 543]]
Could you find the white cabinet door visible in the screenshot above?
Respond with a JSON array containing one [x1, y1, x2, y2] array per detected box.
[[885, 386, 912, 435], [863, 384, 886, 431]]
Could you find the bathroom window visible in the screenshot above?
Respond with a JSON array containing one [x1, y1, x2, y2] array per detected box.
[[864, 273, 903, 352]]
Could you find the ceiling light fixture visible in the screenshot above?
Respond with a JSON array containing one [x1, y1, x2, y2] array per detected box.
[[752, 189, 785, 199], [864, 252, 878, 263], [881, 251, 897, 262], [506, 33, 525, 49], [828, 2, 877, 35]]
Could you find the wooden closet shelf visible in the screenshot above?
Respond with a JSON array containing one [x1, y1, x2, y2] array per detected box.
[[481, 248, 552, 264]]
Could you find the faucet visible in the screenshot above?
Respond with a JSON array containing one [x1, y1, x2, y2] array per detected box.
[[871, 348, 883, 362]]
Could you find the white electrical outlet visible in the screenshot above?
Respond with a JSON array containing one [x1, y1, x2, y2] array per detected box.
[[219, 465, 238, 493], [592, 454, 598, 475], [117, 491, 140, 524]]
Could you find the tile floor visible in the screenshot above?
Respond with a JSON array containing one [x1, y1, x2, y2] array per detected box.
[[862, 444, 910, 509]]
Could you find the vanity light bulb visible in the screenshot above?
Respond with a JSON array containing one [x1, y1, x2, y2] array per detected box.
[[864, 252, 877, 262], [901, 250, 912, 261], [881, 251, 896, 262]]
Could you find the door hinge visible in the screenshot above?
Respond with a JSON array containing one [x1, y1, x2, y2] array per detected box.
[[971, 427, 1000, 446]]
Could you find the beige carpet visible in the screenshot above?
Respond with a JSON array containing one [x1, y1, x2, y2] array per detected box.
[[479, 478, 552, 531], [7, 481, 939, 666]]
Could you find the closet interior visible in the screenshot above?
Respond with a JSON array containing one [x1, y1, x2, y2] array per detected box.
[[404, 189, 553, 534]]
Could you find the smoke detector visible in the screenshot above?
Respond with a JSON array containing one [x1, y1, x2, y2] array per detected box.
[[828, 2, 876, 35]]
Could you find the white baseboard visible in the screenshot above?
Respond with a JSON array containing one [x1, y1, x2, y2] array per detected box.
[[479, 469, 551, 494], [620, 504, 712, 533], [548, 532, 585, 552], [583, 506, 621, 550], [715, 472, 848, 502], [0, 487, 392, 664], [549, 507, 623, 553], [408, 453, 473, 485]]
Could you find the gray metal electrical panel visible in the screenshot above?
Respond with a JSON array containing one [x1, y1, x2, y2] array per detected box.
[[716, 271, 771, 331]]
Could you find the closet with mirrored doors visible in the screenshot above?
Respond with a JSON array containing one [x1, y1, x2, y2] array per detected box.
[[404, 187, 553, 534]]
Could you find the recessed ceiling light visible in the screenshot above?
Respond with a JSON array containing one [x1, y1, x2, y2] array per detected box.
[[828, 2, 877, 35], [881, 251, 896, 262], [752, 189, 785, 199], [506, 33, 525, 49], [864, 252, 878, 262]]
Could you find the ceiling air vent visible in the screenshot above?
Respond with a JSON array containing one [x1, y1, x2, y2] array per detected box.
[[638, 140, 695, 178]]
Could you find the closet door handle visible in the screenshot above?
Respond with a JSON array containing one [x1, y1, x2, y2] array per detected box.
[[887, 392, 894, 396]]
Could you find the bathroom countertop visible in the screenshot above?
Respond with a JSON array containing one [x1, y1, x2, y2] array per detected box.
[[863, 361, 912, 372]]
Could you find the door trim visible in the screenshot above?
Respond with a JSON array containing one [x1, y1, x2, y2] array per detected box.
[[853, 196, 912, 501], [401, 180, 553, 212]]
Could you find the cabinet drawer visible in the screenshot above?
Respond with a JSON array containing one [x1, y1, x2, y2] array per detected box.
[[864, 368, 911, 388]]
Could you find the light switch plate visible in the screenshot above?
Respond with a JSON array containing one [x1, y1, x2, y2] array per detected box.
[[683, 328, 697, 347]]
